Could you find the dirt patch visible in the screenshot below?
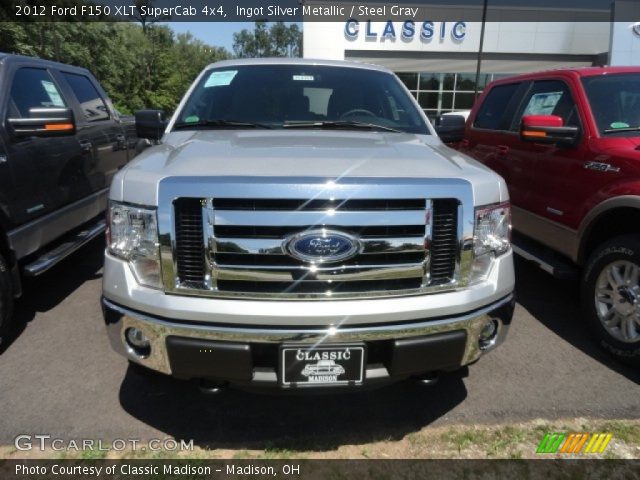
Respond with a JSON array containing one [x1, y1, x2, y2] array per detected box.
[[3, 418, 639, 460]]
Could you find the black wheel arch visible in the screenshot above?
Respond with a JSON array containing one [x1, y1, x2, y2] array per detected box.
[[578, 202, 640, 266], [0, 216, 20, 298]]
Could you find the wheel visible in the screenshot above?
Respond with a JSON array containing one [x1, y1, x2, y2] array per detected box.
[[0, 253, 14, 339], [582, 235, 640, 366]]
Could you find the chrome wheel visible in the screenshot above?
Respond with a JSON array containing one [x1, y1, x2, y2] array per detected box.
[[594, 260, 640, 344]]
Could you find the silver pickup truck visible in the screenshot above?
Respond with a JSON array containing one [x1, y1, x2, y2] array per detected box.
[[102, 58, 515, 392]]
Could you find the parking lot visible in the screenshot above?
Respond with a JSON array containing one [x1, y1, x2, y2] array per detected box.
[[0, 237, 638, 452]]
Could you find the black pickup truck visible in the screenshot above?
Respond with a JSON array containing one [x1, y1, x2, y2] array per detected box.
[[0, 53, 136, 338]]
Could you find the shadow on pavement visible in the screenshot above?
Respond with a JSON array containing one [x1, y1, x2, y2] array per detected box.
[[514, 256, 639, 384], [0, 237, 105, 356], [119, 367, 468, 451]]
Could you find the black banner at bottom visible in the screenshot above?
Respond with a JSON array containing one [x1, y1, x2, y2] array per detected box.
[[1, 459, 639, 480]]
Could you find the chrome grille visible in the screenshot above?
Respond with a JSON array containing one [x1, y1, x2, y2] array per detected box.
[[171, 196, 461, 299]]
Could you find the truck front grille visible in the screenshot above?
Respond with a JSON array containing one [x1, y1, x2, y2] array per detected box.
[[170, 197, 461, 299]]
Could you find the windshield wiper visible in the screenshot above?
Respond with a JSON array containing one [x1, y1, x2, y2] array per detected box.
[[283, 120, 403, 133], [173, 119, 272, 130], [603, 126, 640, 134]]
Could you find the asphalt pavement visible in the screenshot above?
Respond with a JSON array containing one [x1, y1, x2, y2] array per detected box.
[[0, 238, 638, 450]]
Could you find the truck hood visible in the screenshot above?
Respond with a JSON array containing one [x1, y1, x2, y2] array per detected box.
[[112, 130, 507, 206], [623, 137, 640, 148], [589, 137, 640, 168], [594, 136, 640, 149]]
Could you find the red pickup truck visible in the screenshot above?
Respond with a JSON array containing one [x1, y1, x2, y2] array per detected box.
[[450, 67, 640, 365]]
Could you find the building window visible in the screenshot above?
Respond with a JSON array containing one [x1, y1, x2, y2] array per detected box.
[[419, 73, 440, 90], [418, 91, 439, 110], [397, 72, 418, 91], [396, 71, 514, 118], [454, 92, 476, 110]]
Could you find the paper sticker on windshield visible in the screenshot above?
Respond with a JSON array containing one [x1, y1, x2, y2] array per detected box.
[[293, 75, 314, 81], [610, 122, 630, 129], [41, 80, 65, 107], [204, 70, 237, 88], [522, 91, 563, 116]]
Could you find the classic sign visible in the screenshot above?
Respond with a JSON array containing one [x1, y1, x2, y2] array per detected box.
[[281, 346, 365, 387]]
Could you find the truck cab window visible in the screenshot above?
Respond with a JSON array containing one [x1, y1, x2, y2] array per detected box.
[[473, 83, 522, 131], [10, 68, 67, 117], [582, 73, 640, 134], [516, 80, 580, 128], [62, 72, 109, 122], [176, 65, 429, 134]]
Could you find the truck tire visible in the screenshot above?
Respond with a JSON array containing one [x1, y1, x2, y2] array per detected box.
[[0, 253, 13, 340], [582, 235, 640, 367]]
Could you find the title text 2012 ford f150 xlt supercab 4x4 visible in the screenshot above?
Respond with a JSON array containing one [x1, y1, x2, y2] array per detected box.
[[102, 59, 515, 391], [0, 54, 135, 340]]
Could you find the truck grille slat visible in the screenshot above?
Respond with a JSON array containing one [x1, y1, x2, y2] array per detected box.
[[214, 210, 427, 227], [216, 264, 425, 283], [216, 252, 427, 267], [213, 198, 426, 211], [214, 225, 426, 238], [174, 199, 206, 289], [430, 199, 459, 285], [172, 197, 461, 298], [217, 279, 423, 294], [216, 236, 425, 255]]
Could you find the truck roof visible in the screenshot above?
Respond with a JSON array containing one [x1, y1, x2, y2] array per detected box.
[[0, 52, 91, 75], [204, 57, 393, 74], [492, 66, 640, 84]]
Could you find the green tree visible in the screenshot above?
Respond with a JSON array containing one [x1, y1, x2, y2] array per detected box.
[[129, 0, 171, 33], [0, 21, 230, 114], [233, 21, 302, 58]]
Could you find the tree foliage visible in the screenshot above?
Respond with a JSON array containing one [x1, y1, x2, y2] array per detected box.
[[0, 21, 230, 114], [129, 0, 171, 33], [0, 18, 303, 114], [233, 21, 302, 58]]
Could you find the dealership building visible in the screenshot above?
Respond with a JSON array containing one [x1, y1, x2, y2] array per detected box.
[[303, 1, 640, 118]]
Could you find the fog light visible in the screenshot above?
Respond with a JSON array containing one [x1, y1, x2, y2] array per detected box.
[[125, 327, 151, 357], [479, 319, 499, 350]]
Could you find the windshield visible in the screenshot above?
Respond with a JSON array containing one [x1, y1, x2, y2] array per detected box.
[[174, 65, 429, 134], [582, 73, 640, 137]]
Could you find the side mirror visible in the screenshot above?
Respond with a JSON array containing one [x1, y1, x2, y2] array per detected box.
[[135, 138, 152, 155], [520, 115, 579, 145], [435, 114, 466, 144], [135, 109, 167, 141], [8, 107, 76, 137]]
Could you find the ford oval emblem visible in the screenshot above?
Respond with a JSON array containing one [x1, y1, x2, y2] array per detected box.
[[634, 22, 640, 37], [284, 229, 361, 264]]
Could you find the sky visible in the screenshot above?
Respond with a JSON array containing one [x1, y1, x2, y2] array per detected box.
[[167, 22, 259, 52]]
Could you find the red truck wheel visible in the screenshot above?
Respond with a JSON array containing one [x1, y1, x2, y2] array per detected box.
[[582, 235, 640, 366], [0, 253, 13, 340]]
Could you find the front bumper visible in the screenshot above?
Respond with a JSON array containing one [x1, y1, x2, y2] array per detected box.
[[102, 294, 515, 389]]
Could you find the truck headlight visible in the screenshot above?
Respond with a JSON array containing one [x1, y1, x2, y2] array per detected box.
[[470, 202, 511, 282], [107, 202, 162, 289]]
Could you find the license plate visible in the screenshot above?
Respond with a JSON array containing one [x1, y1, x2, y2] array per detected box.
[[280, 345, 365, 387]]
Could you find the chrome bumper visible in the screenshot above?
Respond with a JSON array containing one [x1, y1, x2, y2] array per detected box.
[[103, 294, 514, 382]]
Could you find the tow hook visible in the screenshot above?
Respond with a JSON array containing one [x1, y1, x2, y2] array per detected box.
[[412, 372, 439, 386], [199, 379, 227, 395]]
